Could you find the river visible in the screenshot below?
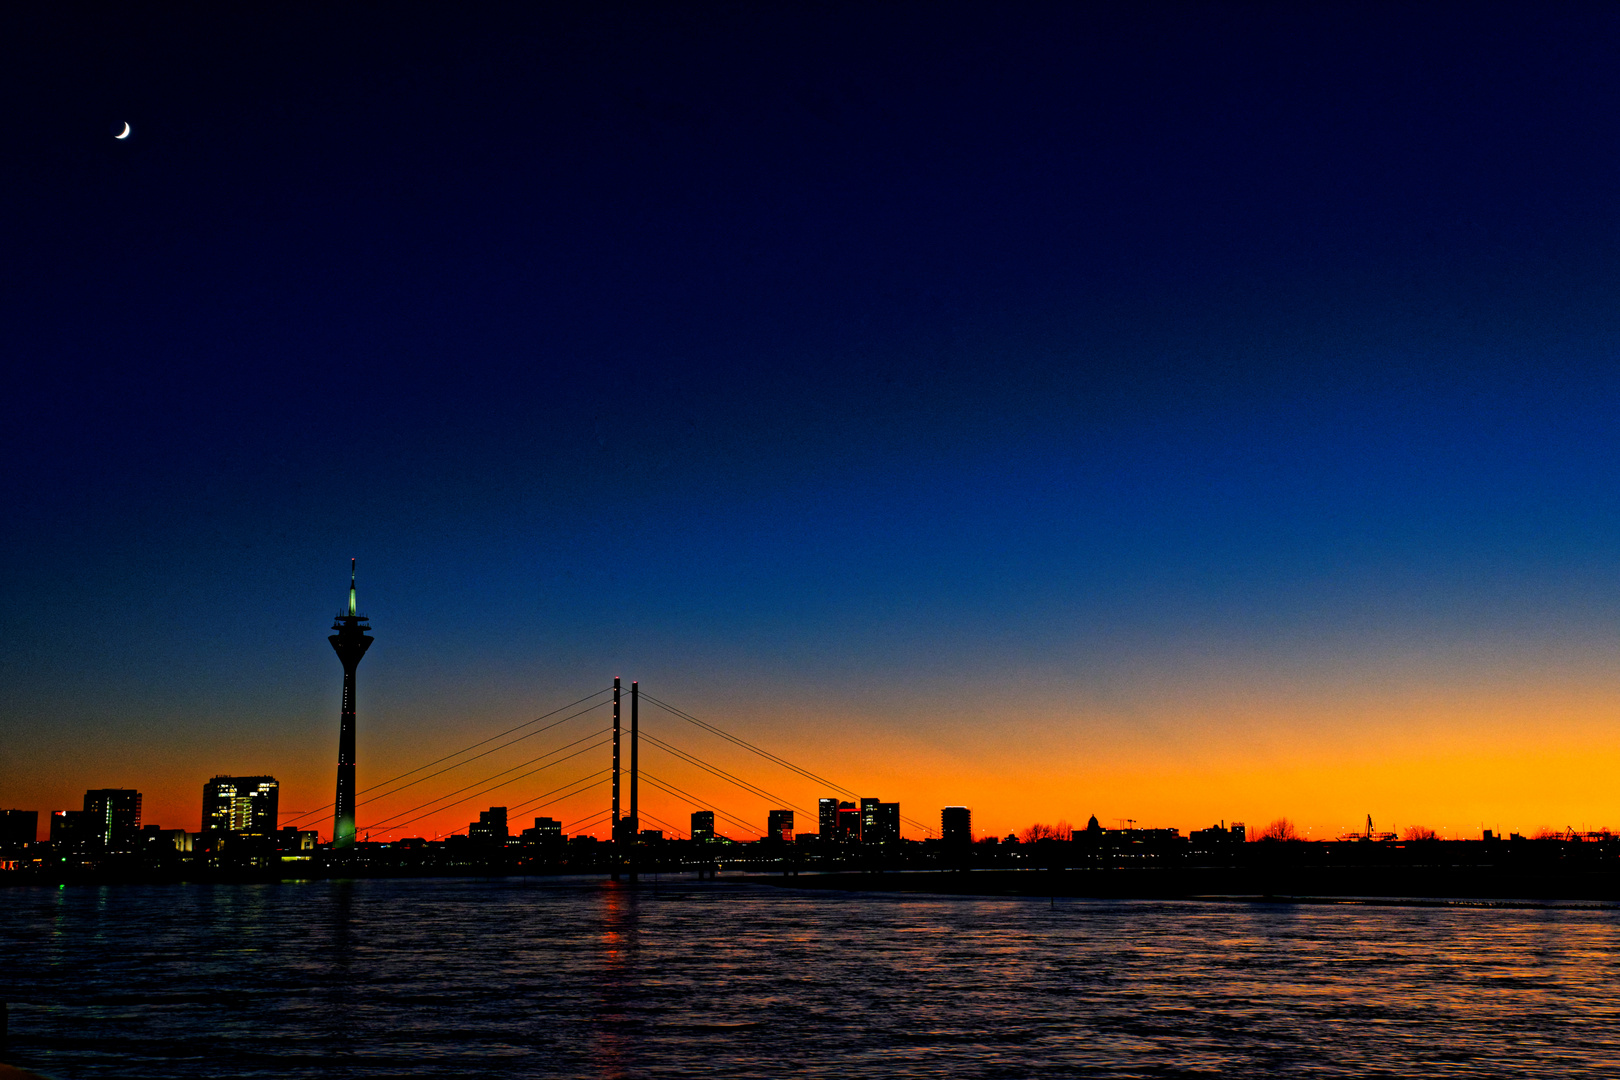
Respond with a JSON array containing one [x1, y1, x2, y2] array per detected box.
[[4, 876, 1620, 1077]]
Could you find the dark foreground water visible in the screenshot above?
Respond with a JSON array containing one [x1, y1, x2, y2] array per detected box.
[[5, 877, 1620, 1078]]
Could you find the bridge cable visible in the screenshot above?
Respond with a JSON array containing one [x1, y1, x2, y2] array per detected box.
[[361, 733, 610, 833], [641, 692, 858, 799], [379, 762, 608, 837], [637, 809, 686, 840], [506, 771, 611, 818], [642, 695, 934, 835], [639, 731, 810, 815], [281, 686, 613, 827], [639, 770, 755, 830], [358, 698, 611, 807], [564, 809, 613, 834], [362, 726, 608, 830], [639, 770, 759, 835], [435, 771, 611, 837], [363, 732, 609, 832]]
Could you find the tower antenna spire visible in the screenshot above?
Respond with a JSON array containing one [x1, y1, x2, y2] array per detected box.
[[349, 558, 357, 616]]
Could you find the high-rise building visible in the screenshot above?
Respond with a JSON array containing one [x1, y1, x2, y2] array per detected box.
[[766, 809, 794, 842], [202, 777, 280, 834], [50, 809, 85, 847], [329, 559, 374, 849], [819, 797, 838, 839], [857, 798, 900, 843], [524, 816, 563, 845], [836, 804, 861, 842], [691, 810, 715, 842], [866, 802, 899, 844], [942, 806, 972, 847], [82, 789, 141, 847], [469, 806, 508, 845], [860, 797, 880, 837], [1, 809, 39, 849]]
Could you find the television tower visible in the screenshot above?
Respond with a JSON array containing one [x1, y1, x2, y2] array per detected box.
[[329, 559, 373, 849]]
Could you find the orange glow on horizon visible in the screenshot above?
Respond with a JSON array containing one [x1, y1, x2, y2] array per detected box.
[[10, 647, 1620, 847]]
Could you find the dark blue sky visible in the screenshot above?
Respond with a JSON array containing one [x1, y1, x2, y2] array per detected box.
[[8, 4, 1620, 836]]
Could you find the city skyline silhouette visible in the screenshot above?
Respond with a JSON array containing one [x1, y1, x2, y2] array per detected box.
[[5, 561, 1610, 854]]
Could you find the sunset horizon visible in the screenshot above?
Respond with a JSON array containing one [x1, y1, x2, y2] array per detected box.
[[13, 552, 1620, 846]]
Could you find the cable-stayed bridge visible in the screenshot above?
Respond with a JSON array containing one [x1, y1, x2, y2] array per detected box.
[[280, 679, 935, 873]]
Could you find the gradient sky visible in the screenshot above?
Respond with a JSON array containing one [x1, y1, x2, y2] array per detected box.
[[8, 4, 1620, 843]]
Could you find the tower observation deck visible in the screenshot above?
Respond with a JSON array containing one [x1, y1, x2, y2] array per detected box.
[[329, 559, 373, 848]]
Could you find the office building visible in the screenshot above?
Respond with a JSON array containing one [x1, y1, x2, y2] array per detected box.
[[0, 809, 39, 849], [1190, 821, 1245, 848], [766, 809, 794, 842], [866, 802, 899, 844], [860, 797, 880, 837], [203, 776, 280, 834], [691, 810, 715, 842], [836, 804, 862, 841], [82, 789, 142, 847], [523, 816, 563, 844], [328, 559, 374, 849], [469, 806, 508, 845], [276, 826, 317, 851], [942, 806, 971, 847], [50, 809, 85, 847], [819, 797, 838, 839]]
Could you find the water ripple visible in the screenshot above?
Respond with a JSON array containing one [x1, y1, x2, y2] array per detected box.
[[4, 878, 1620, 1077]]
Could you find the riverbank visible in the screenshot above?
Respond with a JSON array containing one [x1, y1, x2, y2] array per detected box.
[[734, 865, 1620, 903]]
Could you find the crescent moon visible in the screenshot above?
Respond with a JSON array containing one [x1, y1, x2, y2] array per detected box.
[[115, 122, 131, 140]]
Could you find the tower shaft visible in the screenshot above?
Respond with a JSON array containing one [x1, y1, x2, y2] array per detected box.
[[611, 677, 621, 880], [333, 662, 359, 847], [629, 680, 639, 883]]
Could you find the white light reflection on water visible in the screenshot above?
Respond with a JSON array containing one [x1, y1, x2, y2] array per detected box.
[[4, 877, 1620, 1077]]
